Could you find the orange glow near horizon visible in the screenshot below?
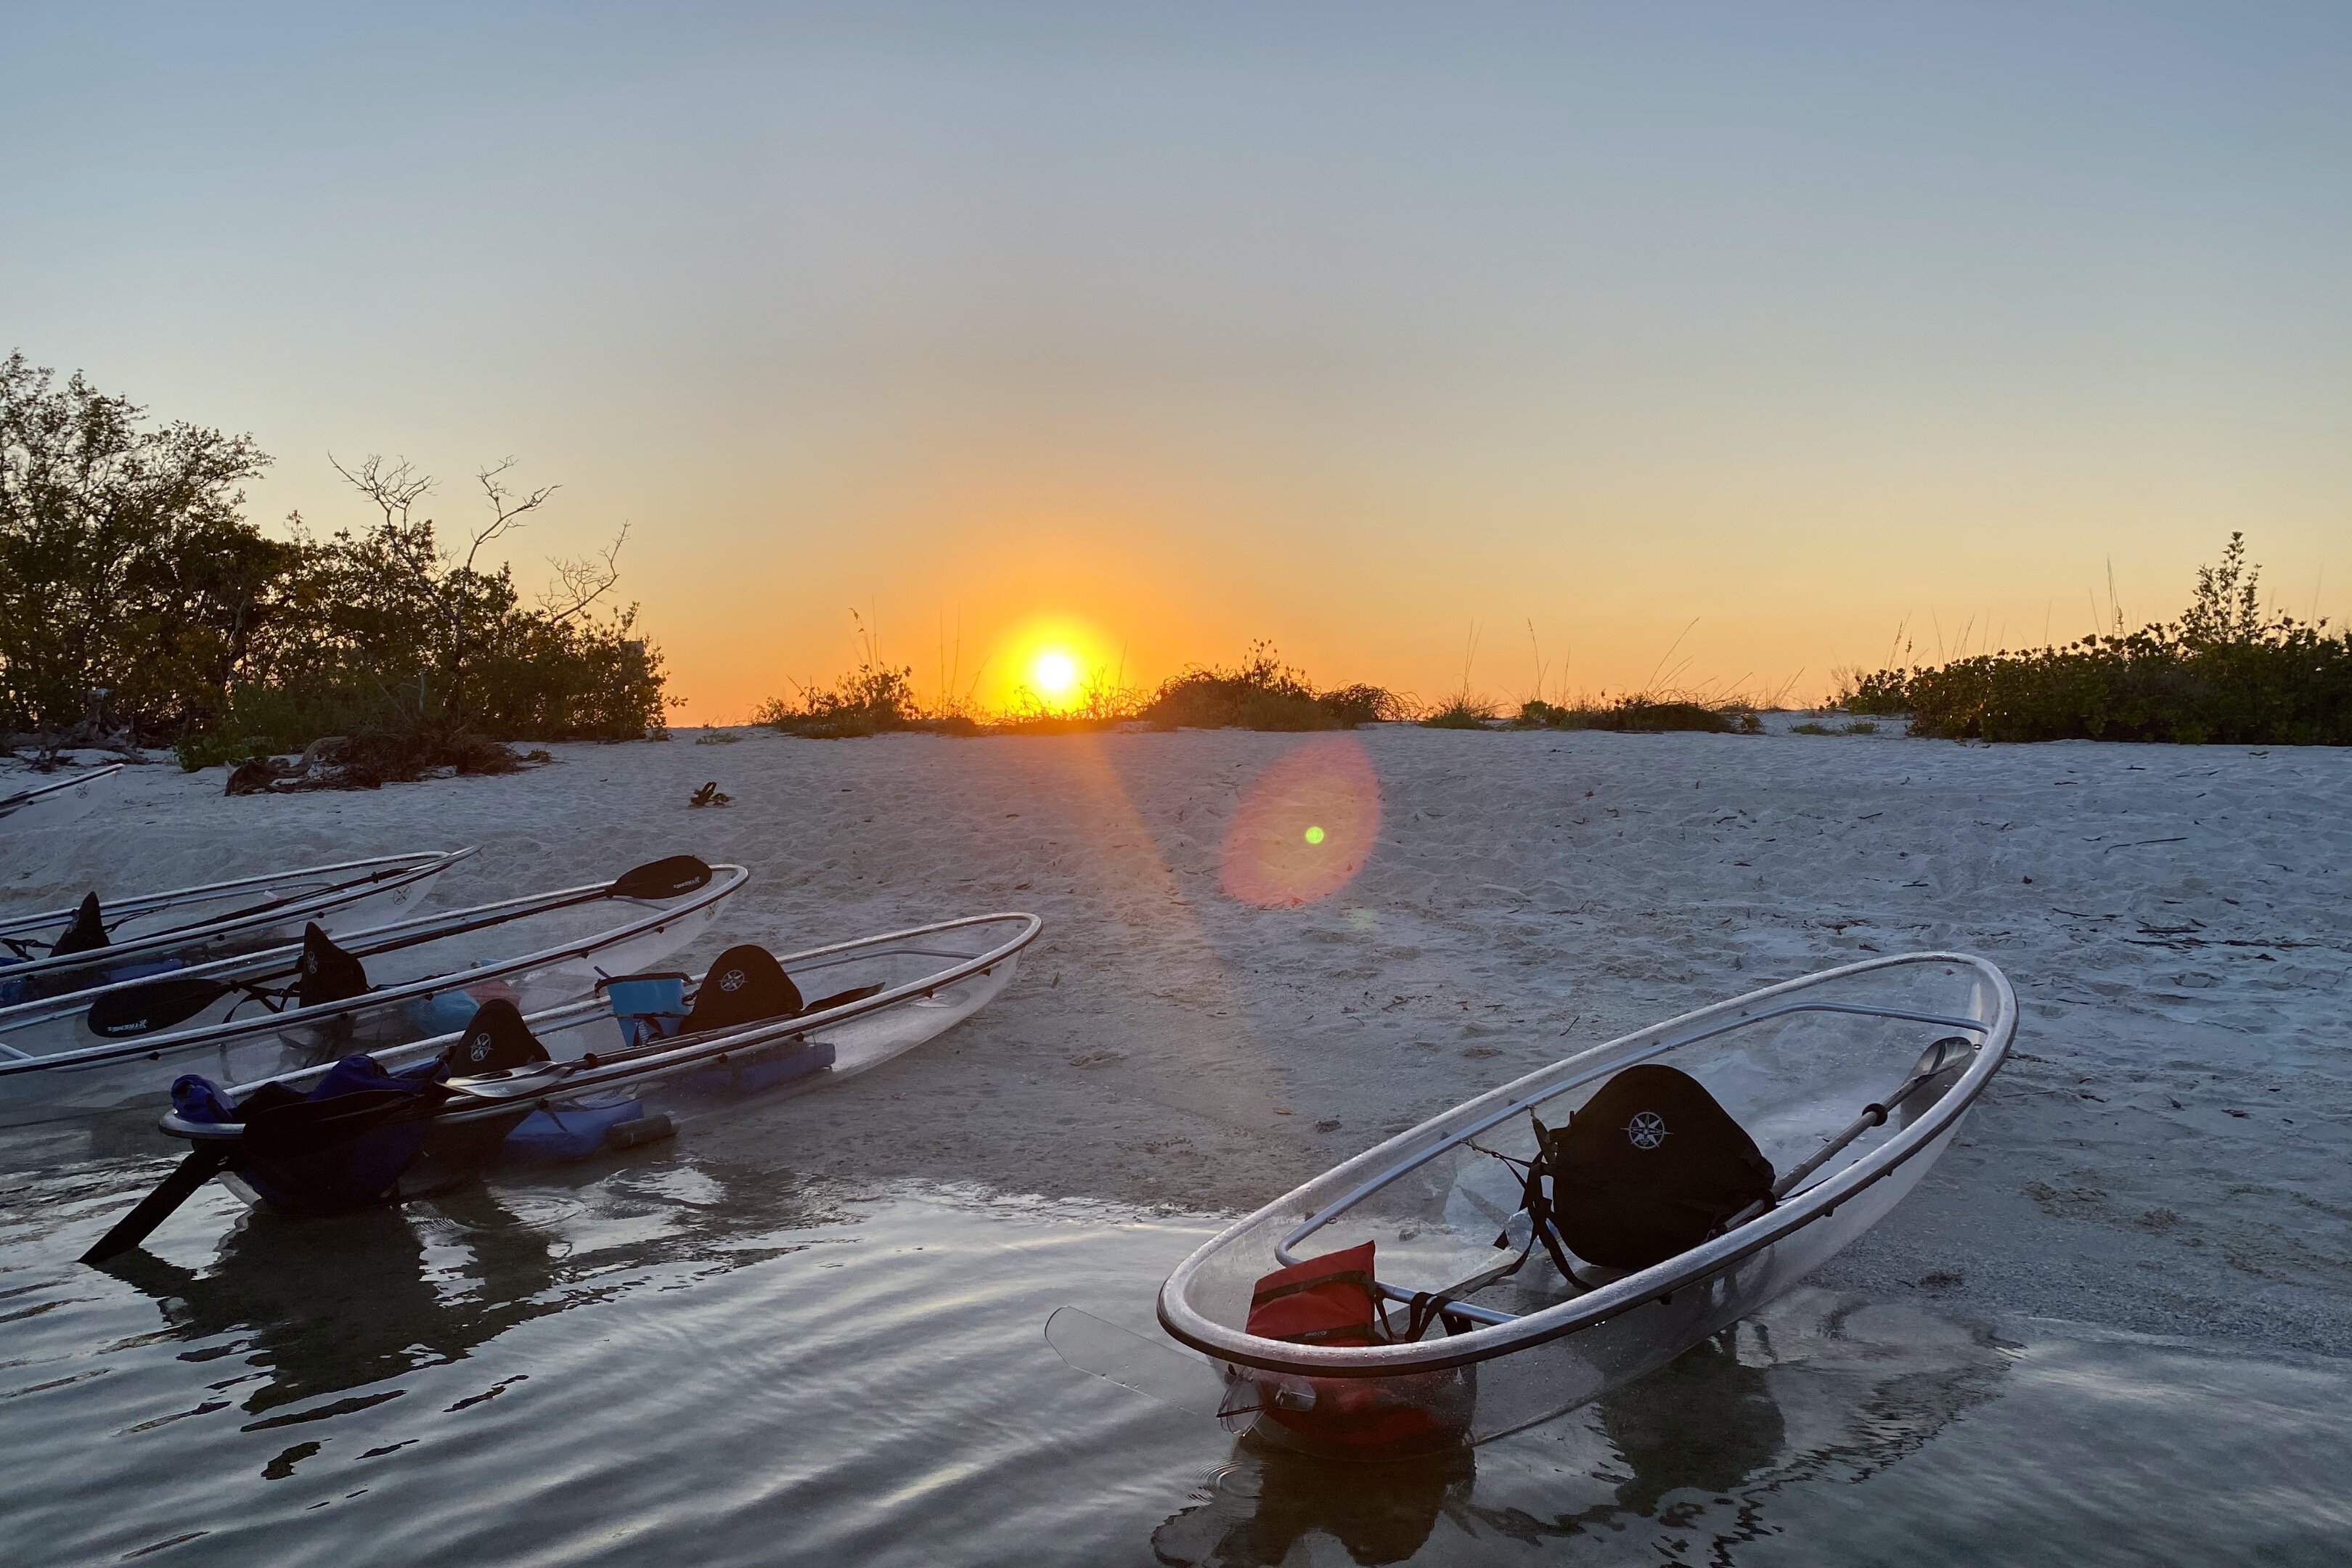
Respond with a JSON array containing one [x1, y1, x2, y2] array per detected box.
[[989, 613, 1122, 714]]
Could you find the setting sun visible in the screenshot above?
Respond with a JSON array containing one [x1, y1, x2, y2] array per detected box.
[[988, 613, 1119, 714], [1031, 648, 1079, 698]]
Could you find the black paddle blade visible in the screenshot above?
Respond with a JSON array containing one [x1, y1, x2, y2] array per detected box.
[[80, 1146, 232, 1265], [611, 854, 713, 902], [86, 977, 233, 1038]]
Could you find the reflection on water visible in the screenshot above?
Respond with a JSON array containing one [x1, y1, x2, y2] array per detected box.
[[90, 1159, 844, 1421], [1152, 1304, 2013, 1567], [1, 1132, 2346, 1567], [1596, 1331, 1783, 1514], [1153, 1443, 1478, 1567]]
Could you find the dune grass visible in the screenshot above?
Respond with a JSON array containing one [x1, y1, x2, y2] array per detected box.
[[764, 639, 1405, 738], [1515, 697, 1757, 734], [1420, 696, 1499, 729], [1141, 643, 1405, 730], [1842, 536, 2351, 745]]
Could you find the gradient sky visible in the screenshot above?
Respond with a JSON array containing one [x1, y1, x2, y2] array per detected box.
[[7, 3, 2348, 718]]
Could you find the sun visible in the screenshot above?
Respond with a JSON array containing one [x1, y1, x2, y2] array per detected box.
[[987, 613, 1115, 715], [1031, 648, 1080, 698]]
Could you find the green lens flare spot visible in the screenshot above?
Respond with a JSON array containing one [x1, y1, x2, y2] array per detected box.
[[1303, 825, 1326, 845]]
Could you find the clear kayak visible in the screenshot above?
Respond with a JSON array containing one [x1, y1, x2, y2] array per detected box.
[[0, 849, 470, 1007], [0, 856, 746, 1130], [82, 912, 1041, 1253], [1148, 952, 2016, 1458], [0, 763, 123, 827]]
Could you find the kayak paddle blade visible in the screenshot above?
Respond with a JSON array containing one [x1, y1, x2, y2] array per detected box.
[[85, 977, 232, 1039], [1895, 1035, 1977, 1127], [611, 855, 713, 902], [1044, 1307, 1230, 1422], [80, 1146, 232, 1265]]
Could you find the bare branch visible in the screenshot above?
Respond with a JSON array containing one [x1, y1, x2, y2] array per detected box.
[[465, 457, 558, 573], [329, 453, 431, 532], [539, 523, 629, 624]]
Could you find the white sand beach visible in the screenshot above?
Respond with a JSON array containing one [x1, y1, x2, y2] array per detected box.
[[7, 724, 2347, 1357]]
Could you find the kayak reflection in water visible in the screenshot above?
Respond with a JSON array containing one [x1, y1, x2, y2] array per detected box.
[[1146, 1335, 1784, 1568], [1151, 1441, 1477, 1568], [86, 1152, 846, 1422], [1151, 1302, 2009, 1567], [91, 1188, 566, 1421], [1598, 1328, 1784, 1514]]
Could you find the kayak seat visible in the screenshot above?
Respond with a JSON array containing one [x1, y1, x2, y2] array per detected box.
[[1532, 1063, 1776, 1273], [295, 922, 370, 1008], [50, 892, 109, 956], [680, 944, 803, 1035], [443, 998, 551, 1074]]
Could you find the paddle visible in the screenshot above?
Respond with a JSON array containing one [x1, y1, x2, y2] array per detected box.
[[1769, 1034, 1977, 1201], [85, 976, 235, 1038], [610, 855, 713, 901], [78, 1147, 232, 1264], [78, 1085, 448, 1265], [78, 854, 716, 1041], [1043, 1307, 1247, 1424]]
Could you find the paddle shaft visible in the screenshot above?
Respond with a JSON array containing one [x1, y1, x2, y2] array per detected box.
[[79, 1147, 232, 1265], [1769, 1063, 1943, 1201]]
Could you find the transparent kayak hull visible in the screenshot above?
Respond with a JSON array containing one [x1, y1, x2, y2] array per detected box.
[[1156, 952, 2017, 1457], [0, 764, 123, 828], [0, 861, 746, 1132], [167, 912, 1042, 1206], [0, 849, 467, 1004]]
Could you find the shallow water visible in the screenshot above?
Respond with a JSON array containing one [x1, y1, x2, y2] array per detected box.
[[4, 1129, 2346, 1567]]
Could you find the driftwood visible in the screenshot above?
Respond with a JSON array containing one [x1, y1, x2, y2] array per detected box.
[[4, 724, 151, 768], [224, 730, 526, 796]]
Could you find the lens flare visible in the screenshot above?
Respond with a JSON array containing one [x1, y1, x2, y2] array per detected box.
[[1220, 738, 1382, 907]]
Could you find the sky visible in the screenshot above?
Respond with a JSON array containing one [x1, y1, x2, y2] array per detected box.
[[6, 3, 2348, 719]]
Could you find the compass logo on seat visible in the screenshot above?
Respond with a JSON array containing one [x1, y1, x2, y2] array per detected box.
[[718, 968, 746, 992], [1626, 1111, 1668, 1150]]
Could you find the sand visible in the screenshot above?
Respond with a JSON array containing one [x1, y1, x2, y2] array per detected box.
[[6, 720, 2347, 1356]]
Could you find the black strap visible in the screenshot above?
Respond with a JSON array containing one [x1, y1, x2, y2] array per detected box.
[[1249, 1267, 1378, 1310], [1400, 1291, 1479, 1342]]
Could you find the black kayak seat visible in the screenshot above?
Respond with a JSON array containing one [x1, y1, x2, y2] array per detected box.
[[442, 997, 550, 1074], [681, 945, 803, 1035], [51, 892, 107, 957], [295, 922, 369, 1008], [1541, 1063, 1776, 1272]]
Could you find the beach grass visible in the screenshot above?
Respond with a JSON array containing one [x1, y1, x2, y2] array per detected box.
[[1842, 536, 2352, 745], [1421, 696, 1499, 729], [1515, 697, 1757, 734], [1140, 643, 1406, 730], [764, 640, 1405, 737]]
